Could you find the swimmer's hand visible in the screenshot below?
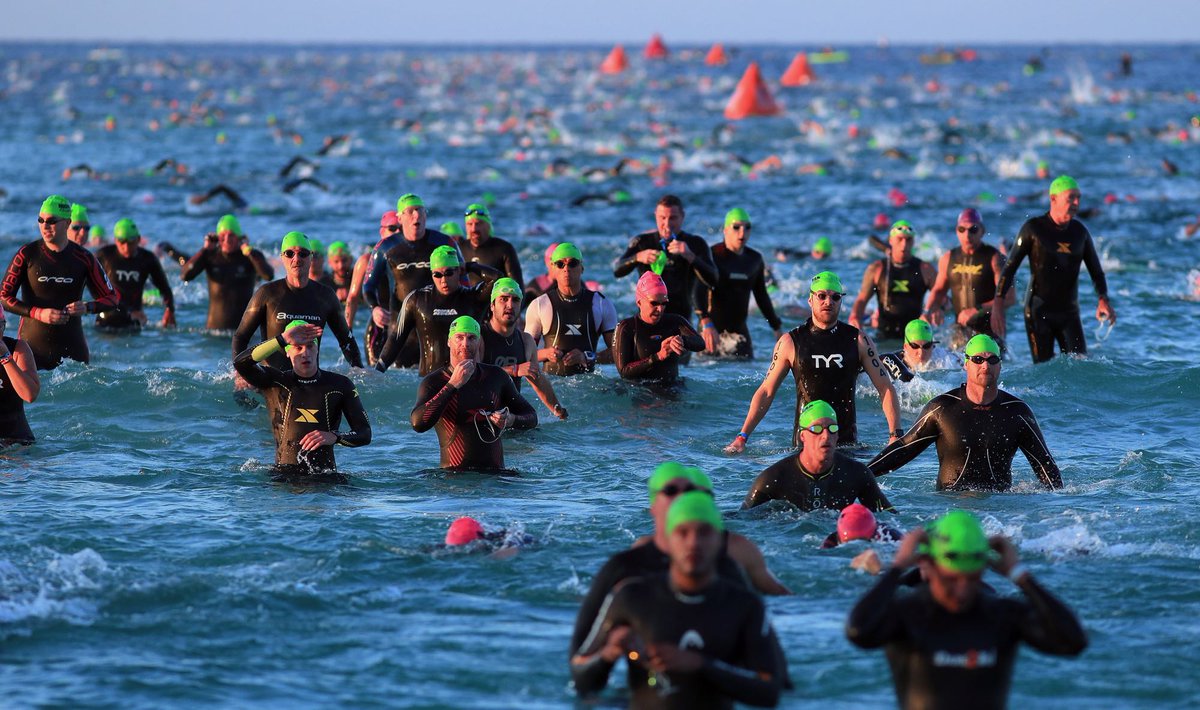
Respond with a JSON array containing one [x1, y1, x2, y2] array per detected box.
[[850, 549, 883, 575], [892, 528, 928, 570], [448, 359, 475, 388], [299, 430, 336, 451], [513, 361, 534, 378], [657, 335, 685, 361], [561, 349, 588, 367], [1096, 297, 1116, 325], [538, 346, 562, 363], [64, 301, 89, 317], [371, 307, 391, 329], [990, 304, 1007, 339], [701, 323, 718, 354], [665, 239, 693, 262], [724, 436, 747, 454], [161, 308, 176, 328], [646, 642, 704, 673], [282, 323, 323, 347], [487, 407, 513, 430], [635, 249, 660, 266], [599, 625, 638, 664], [956, 308, 978, 327], [31, 307, 68, 325], [987, 535, 1020, 577]]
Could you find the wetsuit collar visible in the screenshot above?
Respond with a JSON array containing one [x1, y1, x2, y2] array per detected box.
[[555, 285, 583, 300], [797, 455, 834, 480], [808, 317, 838, 333], [668, 573, 717, 601], [296, 369, 320, 384]]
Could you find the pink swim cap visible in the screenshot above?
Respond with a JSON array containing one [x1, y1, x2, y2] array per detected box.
[[380, 210, 399, 227], [872, 212, 890, 230], [445, 516, 484, 546], [837, 503, 877, 543], [957, 208, 983, 225], [636, 271, 668, 300], [544, 243, 560, 270]]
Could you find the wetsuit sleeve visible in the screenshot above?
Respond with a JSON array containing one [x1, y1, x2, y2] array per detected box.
[[232, 339, 285, 389], [147, 256, 175, 310], [995, 220, 1034, 298], [688, 237, 719, 289], [82, 251, 121, 313], [1014, 404, 1063, 489], [502, 242, 524, 288], [858, 470, 896, 513], [612, 236, 644, 278], [677, 317, 705, 352], [361, 249, 390, 310], [569, 555, 627, 663], [231, 286, 267, 360], [868, 399, 942, 476], [376, 290, 418, 371], [0, 245, 33, 317], [699, 600, 781, 708], [500, 373, 538, 430], [466, 261, 502, 282], [571, 586, 632, 695], [336, 380, 372, 447], [248, 250, 275, 281], [845, 567, 905, 649], [612, 319, 655, 378], [879, 352, 915, 382], [741, 468, 781, 510], [1080, 232, 1108, 299], [1013, 575, 1089, 655], [410, 373, 456, 432], [179, 248, 209, 282], [323, 293, 363, 367], [157, 242, 190, 267], [751, 259, 782, 331]]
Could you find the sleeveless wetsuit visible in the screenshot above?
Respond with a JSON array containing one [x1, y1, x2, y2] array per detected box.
[[0, 336, 35, 444], [872, 257, 929, 340], [481, 321, 530, 389], [613, 231, 718, 322], [743, 451, 894, 512], [180, 247, 274, 330], [376, 284, 491, 375], [946, 244, 1000, 335], [612, 314, 705, 383], [868, 384, 1062, 491], [95, 245, 175, 330], [706, 242, 782, 358], [409, 362, 538, 470], [995, 214, 1108, 362], [525, 288, 618, 376], [0, 239, 121, 369], [847, 568, 1088, 710], [788, 319, 863, 446], [231, 280, 363, 370]]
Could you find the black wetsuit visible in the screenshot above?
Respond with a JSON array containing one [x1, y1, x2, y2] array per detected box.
[[847, 567, 1088, 710], [409, 362, 537, 470], [525, 288, 618, 376], [232, 342, 371, 477], [376, 284, 491, 376], [705, 243, 782, 358], [743, 451, 895, 512], [613, 314, 705, 384], [180, 247, 274, 330], [613, 231, 719, 323], [879, 351, 915, 383], [481, 321, 530, 389], [946, 245, 1000, 336], [574, 573, 781, 708], [362, 230, 456, 368], [0, 239, 121, 369], [359, 236, 399, 366], [318, 268, 354, 307], [787, 319, 863, 446], [231, 280, 363, 370], [995, 214, 1108, 362], [95, 245, 175, 330], [868, 385, 1062, 491], [459, 236, 523, 295], [870, 257, 929, 340], [156, 241, 191, 268], [0, 336, 35, 444]]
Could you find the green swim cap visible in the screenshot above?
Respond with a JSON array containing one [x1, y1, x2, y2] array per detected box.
[[447, 315, 480, 339], [440, 221, 464, 237], [307, 238, 324, 254], [89, 225, 105, 239], [926, 510, 990, 573], [724, 207, 751, 228], [280, 231, 310, 253], [612, 189, 632, 204], [464, 203, 492, 225], [70, 204, 89, 223], [810, 271, 844, 294], [965, 334, 1001, 357], [217, 214, 242, 235], [40, 195, 72, 220], [327, 241, 350, 257], [798, 400, 838, 429], [1036, 160, 1049, 170], [490, 277, 521, 302], [429, 245, 460, 270], [1048, 175, 1079, 196], [397, 193, 425, 211], [890, 220, 915, 238], [904, 319, 934, 344], [666, 490, 724, 534], [282, 319, 311, 353], [813, 237, 833, 255], [113, 218, 139, 242], [647, 461, 714, 504], [551, 242, 583, 263]]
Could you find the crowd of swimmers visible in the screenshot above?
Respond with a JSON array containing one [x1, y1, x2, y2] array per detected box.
[[1, 175, 1111, 706]]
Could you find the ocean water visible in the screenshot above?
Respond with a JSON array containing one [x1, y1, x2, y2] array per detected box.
[[1, 42, 1198, 708]]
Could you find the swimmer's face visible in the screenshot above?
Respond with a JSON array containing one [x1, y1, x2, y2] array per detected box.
[[800, 417, 838, 456], [810, 249, 830, 260], [650, 477, 706, 527], [667, 520, 720, 579], [431, 266, 460, 295], [808, 290, 842, 325], [465, 218, 491, 246], [724, 221, 751, 251], [923, 562, 983, 614], [282, 245, 312, 280], [400, 206, 426, 240], [328, 252, 351, 274], [889, 231, 915, 260], [492, 293, 520, 326], [309, 252, 325, 273], [637, 294, 668, 324], [217, 229, 240, 253], [1050, 188, 1081, 220], [956, 221, 984, 250], [380, 221, 401, 240], [68, 221, 90, 245], [654, 204, 684, 239], [116, 237, 139, 258], [905, 339, 935, 365], [448, 331, 479, 364], [965, 351, 1001, 388], [287, 339, 318, 374], [553, 257, 583, 292], [38, 212, 67, 243]]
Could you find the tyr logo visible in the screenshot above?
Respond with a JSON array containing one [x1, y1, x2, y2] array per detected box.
[[812, 353, 844, 368]]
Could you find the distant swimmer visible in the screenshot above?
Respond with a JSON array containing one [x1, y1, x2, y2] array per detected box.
[[0, 310, 41, 446], [525, 243, 617, 376], [440, 516, 534, 558], [869, 335, 1063, 492], [233, 320, 371, 482], [316, 134, 351, 157], [847, 510, 1087, 709], [95, 219, 176, 330], [924, 208, 1014, 348], [726, 271, 901, 452], [569, 188, 634, 207], [820, 502, 903, 550], [189, 184, 248, 209], [319, 241, 354, 306], [282, 177, 330, 194], [774, 235, 833, 263], [991, 175, 1116, 362], [849, 221, 937, 341], [180, 214, 275, 330], [66, 203, 91, 247], [458, 203, 524, 294], [306, 238, 328, 283], [742, 400, 896, 513], [88, 225, 108, 249], [278, 156, 317, 179], [62, 164, 104, 180], [572, 491, 783, 708], [700, 207, 783, 358], [0, 195, 120, 369], [439, 220, 464, 243], [613, 272, 704, 386], [409, 316, 538, 471], [481, 278, 568, 420], [232, 232, 363, 371]]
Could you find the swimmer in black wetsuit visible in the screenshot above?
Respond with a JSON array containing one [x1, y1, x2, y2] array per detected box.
[[0, 195, 121, 370], [66, 203, 90, 247], [375, 245, 497, 375], [869, 335, 1062, 492], [743, 401, 896, 513], [924, 208, 1014, 349], [481, 278, 568, 419], [613, 271, 704, 386], [573, 491, 783, 708], [349, 210, 401, 365], [726, 271, 901, 452], [180, 214, 274, 330], [850, 221, 937, 341], [699, 208, 783, 358], [991, 175, 1116, 363], [233, 320, 371, 481], [458, 203, 523, 295], [525, 243, 617, 376], [232, 232, 362, 371], [95, 219, 177, 330], [875, 319, 959, 383], [318, 241, 355, 308], [189, 184, 247, 209], [0, 310, 41, 446], [409, 316, 537, 471], [847, 510, 1087, 709]]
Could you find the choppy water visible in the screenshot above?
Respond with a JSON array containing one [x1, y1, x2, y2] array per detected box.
[[1, 42, 1199, 708]]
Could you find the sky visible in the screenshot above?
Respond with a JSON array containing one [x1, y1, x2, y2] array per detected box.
[[4, 0, 1197, 44]]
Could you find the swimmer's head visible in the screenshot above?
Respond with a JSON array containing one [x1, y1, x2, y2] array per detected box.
[[957, 208, 983, 226], [551, 242, 583, 265], [925, 510, 990, 574], [666, 490, 724, 534], [889, 220, 915, 239], [798, 399, 837, 429], [40, 194, 72, 221], [440, 221, 464, 238], [612, 189, 632, 204], [280, 231, 310, 254], [964, 334, 1001, 357], [904, 319, 934, 345], [89, 225, 105, 241], [283, 319, 312, 354], [447, 315, 481, 339], [70, 203, 89, 224], [327, 241, 350, 258], [429, 245, 461, 271], [217, 214, 242, 235], [396, 193, 425, 211], [544, 243, 560, 270], [490, 277, 521, 303], [812, 237, 833, 257], [307, 238, 324, 255], [872, 212, 891, 230], [1048, 175, 1078, 196], [636, 271, 668, 301], [724, 207, 751, 228], [648, 461, 713, 504], [809, 271, 844, 296], [445, 516, 484, 546], [464, 203, 492, 226], [380, 210, 400, 228], [837, 503, 878, 544], [113, 218, 139, 242]]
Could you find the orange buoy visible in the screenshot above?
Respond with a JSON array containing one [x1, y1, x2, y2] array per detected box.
[[600, 45, 628, 74], [644, 33, 668, 60], [780, 52, 815, 86], [724, 62, 782, 120], [705, 43, 728, 66]]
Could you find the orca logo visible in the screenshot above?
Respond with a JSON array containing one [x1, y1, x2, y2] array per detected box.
[[565, 324, 583, 336], [295, 408, 319, 424], [115, 269, 141, 282], [812, 353, 844, 368], [37, 276, 74, 284]]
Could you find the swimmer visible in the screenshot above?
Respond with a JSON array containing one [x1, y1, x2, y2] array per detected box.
[[700, 207, 783, 358], [869, 335, 1063, 491], [346, 211, 401, 364], [307, 238, 328, 283], [441, 516, 534, 559], [233, 320, 371, 481], [846, 510, 1087, 709], [180, 214, 275, 330], [282, 177, 330, 194], [278, 156, 317, 179], [0, 195, 121, 369], [849, 221, 937, 341], [439, 221, 464, 243], [613, 272, 704, 385], [66, 203, 91, 247], [821, 503, 904, 575], [525, 243, 617, 376], [924, 208, 1014, 347], [774, 236, 833, 263], [0, 310, 40, 446], [524, 242, 608, 304], [409, 316, 538, 471], [88, 225, 108, 249], [743, 401, 896, 513], [95, 218, 176, 330], [189, 184, 248, 209], [481, 278, 568, 419], [458, 203, 524, 293], [319, 241, 354, 306], [875, 319, 946, 383]]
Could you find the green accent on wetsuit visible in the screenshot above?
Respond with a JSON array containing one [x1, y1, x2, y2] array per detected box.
[[217, 214, 242, 235], [905, 319, 934, 344], [490, 278, 520, 302], [439, 221, 464, 237], [41, 195, 72, 220], [71, 203, 89, 223], [799, 399, 838, 428], [965, 334, 1000, 356], [666, 490, 724, 533], [251, 338, 281, 361], [113, 218, 138, 242], [550, 242, 582, 263], [810, 270, 844, 294], [448, 315, 481, 338], [430, 245, 460, 270], [927, 510, 990, 573], [650, 250, 667, 275], [724, 207, 750, 228], [396, 193, 424, 210], [1048, 175, 1078, 195], [280, 232, 309, 252]]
